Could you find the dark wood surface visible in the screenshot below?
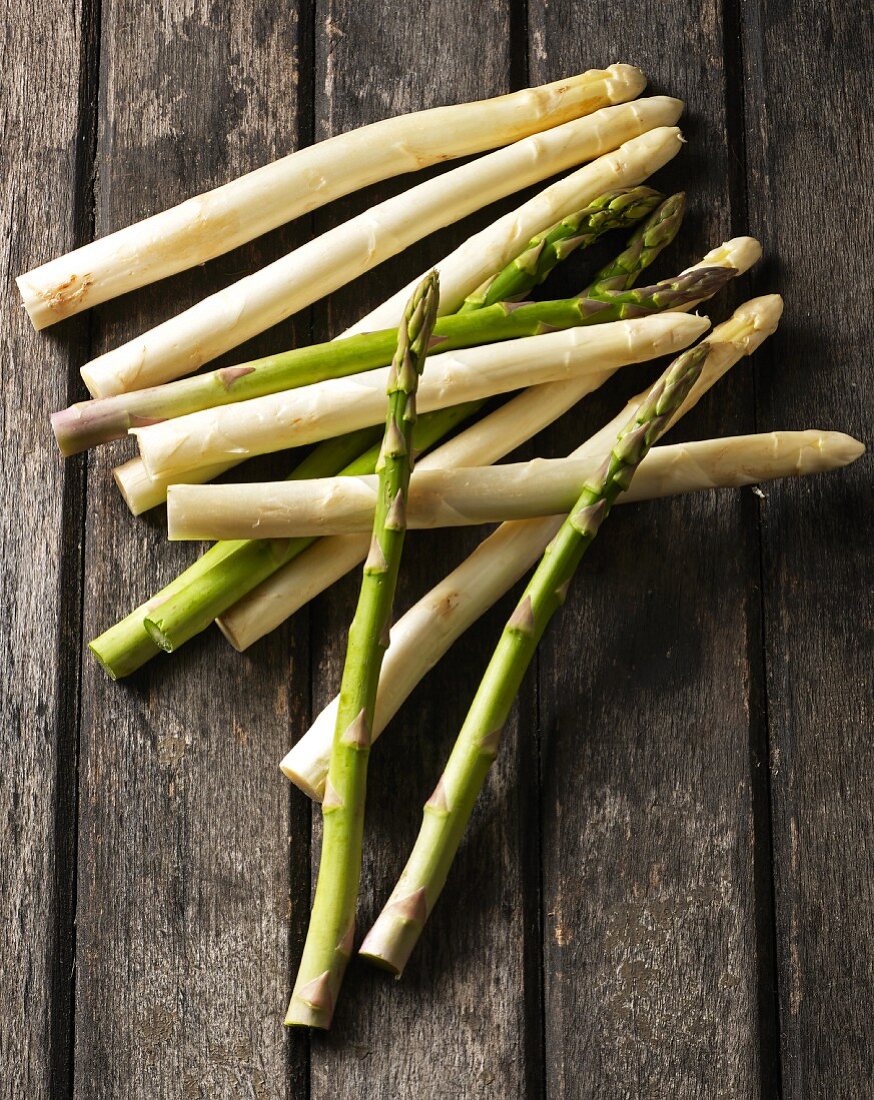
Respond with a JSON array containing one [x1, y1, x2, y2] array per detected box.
[[2, 0, 871, 1096]]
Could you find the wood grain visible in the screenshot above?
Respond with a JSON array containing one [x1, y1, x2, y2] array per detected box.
[[302, 2, 545, 1096], [741, 0, 874, 1094], [1, 2, 91, 1096], [5, 0, 874, 1094], [72, 3, 311, 1096], [527, 3, 770, 1095]]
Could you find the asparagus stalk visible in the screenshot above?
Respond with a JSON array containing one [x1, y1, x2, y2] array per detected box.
[[281, 293, 782, 801], [286, 273, 439, 1029], [19, 67, 646, 330], [53, 264, 722, 457], [89, 405, 478, 677], [79, 105, 682, 397], [169, 430, 863, 541], [458, 186, 663, 311], [217, 236, 761, 652], [133, 311, 709, 480], [358, 345, 706, 976], [584, 191, 686, 294]]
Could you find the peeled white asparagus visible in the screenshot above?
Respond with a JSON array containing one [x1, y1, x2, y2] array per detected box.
[[113, 456, 236, 517], [80, 103, 682, 398], [113, 121, 690, 510], [134, 311, 708, 478], [168, 431, 864, 541], [18, 66, 646, 331], [281, 294, 785, 798], [215, 237, 759, 650]]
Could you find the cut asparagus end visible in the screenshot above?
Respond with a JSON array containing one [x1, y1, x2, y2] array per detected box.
[[88, 627, 162, 681], [280, 698, 338, 799]]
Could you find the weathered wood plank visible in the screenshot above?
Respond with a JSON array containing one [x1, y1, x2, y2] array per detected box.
[[1, 3, 91, 1096], [528, 5, 769, 1094], [303, 2, 544, 1095], [73, 3, 311, 1096], [741, 1, 874, 1093]]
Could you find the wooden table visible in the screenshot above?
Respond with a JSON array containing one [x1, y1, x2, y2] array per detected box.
[[4, 0, 872, 1095]]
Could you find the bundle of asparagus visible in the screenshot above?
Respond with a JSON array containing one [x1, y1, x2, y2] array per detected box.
[[23, 66, 865, 1033], [90, 190, 703, 674]]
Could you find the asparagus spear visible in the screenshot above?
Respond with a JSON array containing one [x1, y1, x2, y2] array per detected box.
[[55, 266, 726, 457], [359, 343, 706, 976], [89, 404, 478, 677], [169, 430, 863, 541], [458, 186, 663, 312], [287, 273, 439, 1030], [19, 66, 645, 330], [133, 311, 710, 480], [282, 292, 779, 803], [218, 236, 762, 653], [584, 191, 686, 294], [80, 107, 682, 397]]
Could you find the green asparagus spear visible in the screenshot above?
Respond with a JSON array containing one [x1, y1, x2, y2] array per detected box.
[[287, 272, 439, 1029], [359, 341, 708, 977], [458, 186, 663, 313], [584, 192, 685, 296]]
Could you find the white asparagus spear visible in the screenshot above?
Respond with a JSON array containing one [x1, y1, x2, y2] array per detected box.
[[113, 456, 236, 517], [281, 294, 785, 798], [18, 66, 644, 331], [112, 124, 690, 511], [215, 237, 759, 650], [167, 431, 864, 541], [133, 311, 708, 478], [80, 104, 682, 398]]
